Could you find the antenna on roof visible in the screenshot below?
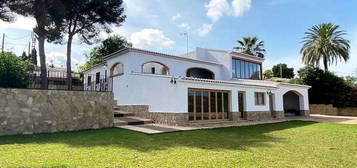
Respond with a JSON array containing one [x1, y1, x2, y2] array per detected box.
[[180, 32, 188, 54]]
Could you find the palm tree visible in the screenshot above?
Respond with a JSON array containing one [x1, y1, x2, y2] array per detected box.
[[301, 23, 350, 71], [234, 36, 266, 58]]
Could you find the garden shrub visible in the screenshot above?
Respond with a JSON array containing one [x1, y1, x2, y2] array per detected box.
[[298, 66, 356, 107], [0, 52, 35, 88]]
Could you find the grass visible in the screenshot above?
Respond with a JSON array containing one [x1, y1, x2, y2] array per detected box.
[[0, 121, 357, 168]]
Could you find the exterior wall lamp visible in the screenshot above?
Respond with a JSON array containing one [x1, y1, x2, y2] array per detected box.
[[170, 77, 177, 84], [267, 90, 272, 95]]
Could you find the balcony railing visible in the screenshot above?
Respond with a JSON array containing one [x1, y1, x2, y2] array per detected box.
[[1, 71, 112, 92]]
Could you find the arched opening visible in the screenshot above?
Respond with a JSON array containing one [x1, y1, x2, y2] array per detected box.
[[283, 91, 301, 116], [186, 68, 215, 79], [142, 61, 169, 75], [110, 62, 124, 77]]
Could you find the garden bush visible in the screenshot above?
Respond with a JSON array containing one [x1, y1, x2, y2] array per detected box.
[[298, 66, 356, 107], [0, 52, 35, 88]]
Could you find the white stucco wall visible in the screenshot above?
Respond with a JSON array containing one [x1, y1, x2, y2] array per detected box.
[[84, 49, 310, 114], [111, 72, 309, 113], [274, 84, 310, 111], [105, 52, 223, 79]]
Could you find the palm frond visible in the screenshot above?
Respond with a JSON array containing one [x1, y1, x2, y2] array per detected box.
[[301, 23, 350, 71], [234, 36, 266, 58]]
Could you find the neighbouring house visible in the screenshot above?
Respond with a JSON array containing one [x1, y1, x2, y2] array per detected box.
[[84, 47, 311, 126]]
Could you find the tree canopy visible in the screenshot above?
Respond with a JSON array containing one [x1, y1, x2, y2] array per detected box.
[[3, 0, 65, 88], [58, 0, 126, 88], [263, 70, 273, 79], [79, 35, 132, 71], [297, 66, 356, 107], [0, 0, 13, 21], [234, 36, 266, 58], [301, 23, 350, 71], [272, 64, 295, 78]]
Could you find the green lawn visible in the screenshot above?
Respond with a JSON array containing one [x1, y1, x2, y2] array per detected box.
[[1, 121, 357, 168]]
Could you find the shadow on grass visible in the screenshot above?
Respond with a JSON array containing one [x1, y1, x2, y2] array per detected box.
[[0, 120, 317, 152]]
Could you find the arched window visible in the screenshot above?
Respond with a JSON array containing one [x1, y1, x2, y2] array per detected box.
[[110, 62, 124, 77], [142, 61, 170, 75], [186, 68, 215, 79]]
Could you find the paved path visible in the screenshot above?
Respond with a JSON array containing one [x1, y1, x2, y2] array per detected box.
[[116, 117, 308, 134], [116, 115, 357, 134], [309, 114, 357, 124]]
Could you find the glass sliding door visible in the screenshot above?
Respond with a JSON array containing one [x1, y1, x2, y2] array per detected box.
[[223, 92, 229, 119], [217, 92, 223, 119], [188, 89, 230, 121], [188, 90, 195, 121], [203, 91, 209, 120], [195, 91, 202, 120], [210, 92, 217, 120]]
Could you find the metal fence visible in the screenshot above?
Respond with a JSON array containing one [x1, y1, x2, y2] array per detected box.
[[3, 71, 113, 92]]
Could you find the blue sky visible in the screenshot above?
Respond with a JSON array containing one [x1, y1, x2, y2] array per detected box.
[[0, 0, 356, 76]]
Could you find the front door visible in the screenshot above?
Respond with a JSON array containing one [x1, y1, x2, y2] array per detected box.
[[188, 89, 229, 121], [238, 92, 245, 119]]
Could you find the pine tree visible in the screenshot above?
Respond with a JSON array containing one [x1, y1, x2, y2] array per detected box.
[[30, 48, 37, 66], [20, 51, 29, 61]]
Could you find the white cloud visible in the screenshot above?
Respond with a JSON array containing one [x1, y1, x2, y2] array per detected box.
[[129, 28, 175, 48], [122, 0, 161, 28], [0, 14, 36, 31], [205, 0, 251, 22], [231, 0, 251, 17], [178, 23, 191, 30], [205, 0, 230, 22], [196, 24, 213, 37], [46, 52, 81, 70], [172, 13, 181, 21]]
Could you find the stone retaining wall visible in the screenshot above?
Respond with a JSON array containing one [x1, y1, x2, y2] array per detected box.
[[0, 88, 114, 136], [310, 104, 357, 116], [310, 104, 338, 115], [338, 107, 357, 116]]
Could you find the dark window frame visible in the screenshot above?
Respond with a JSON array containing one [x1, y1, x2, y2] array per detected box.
[[232, 57, 262, 80], [87, 76, 92, 86], [95, 72, 100, 84], [255, 92, 266, 105]]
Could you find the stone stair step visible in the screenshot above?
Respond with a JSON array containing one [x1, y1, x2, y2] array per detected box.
[[114, 110, 134, 117], [114, 116, 154, 126]]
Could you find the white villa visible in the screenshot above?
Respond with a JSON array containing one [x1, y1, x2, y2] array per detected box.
[[84, 47, 311, 126]]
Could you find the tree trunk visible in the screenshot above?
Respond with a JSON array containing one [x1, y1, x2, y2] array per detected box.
[[38, 35, 47, 89], [323, 54, 328, 72], [66, 35, 73, 90]]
